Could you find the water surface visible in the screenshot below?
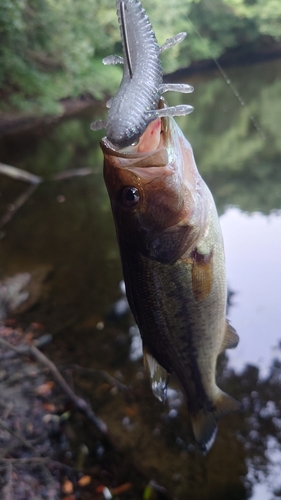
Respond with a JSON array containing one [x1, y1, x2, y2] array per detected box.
[[0, 58, 281, 499]]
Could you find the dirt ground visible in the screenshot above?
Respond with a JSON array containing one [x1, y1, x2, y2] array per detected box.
[[0, 321, 144, 500]]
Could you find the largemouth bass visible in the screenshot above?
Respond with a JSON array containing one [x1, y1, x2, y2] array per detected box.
[[101, 105, 242, 453]]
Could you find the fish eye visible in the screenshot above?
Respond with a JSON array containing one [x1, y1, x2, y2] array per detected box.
[[122, 187, 140, 207]]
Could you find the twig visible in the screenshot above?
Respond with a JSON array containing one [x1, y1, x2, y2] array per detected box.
[[69, 364, 129, 393], [0, 457, 73, 472], [1, 459, 13, 500], [0, 162, 42, 184], [0, 337, 108, 436], [29, 344, 108, 435], [0, 458, 49, 465], [0, 184, 39, 229], [0, 418, 39, 455], [52, 167, 94, 181]]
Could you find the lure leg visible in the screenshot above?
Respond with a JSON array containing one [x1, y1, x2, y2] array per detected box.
[[159, 83, 194, 94], [102, 55, 124, 65], [145, 104, 194, 120], [90, 120, 106, 131], [159, 32, 187, 53], [106, 97, 114, 109]]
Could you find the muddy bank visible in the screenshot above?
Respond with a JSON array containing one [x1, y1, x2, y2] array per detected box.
[[0, 97, 98, 138]]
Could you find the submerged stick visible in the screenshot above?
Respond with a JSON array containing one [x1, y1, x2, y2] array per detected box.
[[0, 162, 42, 184], [0, 183, 39, 229]]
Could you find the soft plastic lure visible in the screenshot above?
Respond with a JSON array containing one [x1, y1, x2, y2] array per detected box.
[[91, 0, 194, 148]]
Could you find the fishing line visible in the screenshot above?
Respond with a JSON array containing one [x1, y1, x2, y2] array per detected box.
[[120, 1, 133, 78], [185, 17, 266, 140]]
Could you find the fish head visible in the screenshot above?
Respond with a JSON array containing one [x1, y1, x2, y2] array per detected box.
[[101, 105, 203, 263]]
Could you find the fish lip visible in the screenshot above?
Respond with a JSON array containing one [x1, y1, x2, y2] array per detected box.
[[100, 110, 172, 161], [100, 137, 155, 159], [101, 136, 169, 169]]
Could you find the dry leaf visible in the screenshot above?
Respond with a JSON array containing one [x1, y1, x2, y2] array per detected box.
[[78, 475, 92, 487], [62, 479, 73, 494], [112, 483, 132, 495], [42, 403, 56, 412], [35, 381, 55, 396]]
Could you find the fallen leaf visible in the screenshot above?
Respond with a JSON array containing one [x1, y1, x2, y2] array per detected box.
[[42, 403, 56, 412], [62, 479, 73, 494], [35, 381, 55, 396], [124, 406, 137, 417], [112, 483, 132, 495], [78, 475, 92, 487], [31, 322, 44, 330]]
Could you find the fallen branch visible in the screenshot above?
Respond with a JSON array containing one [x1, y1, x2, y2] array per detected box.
[[30, 344, 108, 435], [52, 167, 94, 181], [0, 337, 108, 436], [0, 162, 42, 184], [0, 418, 39, 455], [1, 459, 12, 500], [69, 363, 129, 393], [0, 183, 39, 229], [0, 457, 49, 465]]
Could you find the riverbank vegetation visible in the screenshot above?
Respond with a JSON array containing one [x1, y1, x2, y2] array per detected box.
[[0, 0, 281, 116]]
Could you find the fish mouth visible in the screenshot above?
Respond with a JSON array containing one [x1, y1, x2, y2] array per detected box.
[[100, 98, 171, 166]]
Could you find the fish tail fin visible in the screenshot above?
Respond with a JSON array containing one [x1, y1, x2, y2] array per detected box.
[[191, 390, 243, 454], [191, 411, 218, 454]]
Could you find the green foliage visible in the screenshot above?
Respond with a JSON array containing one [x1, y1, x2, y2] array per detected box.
[[0, 0, 280, 115]]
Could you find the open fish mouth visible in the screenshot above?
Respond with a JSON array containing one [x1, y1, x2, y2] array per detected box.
[[100, 98, 171, 161]]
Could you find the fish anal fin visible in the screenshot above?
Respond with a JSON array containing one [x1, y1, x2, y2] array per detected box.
[[220, 321, 239, 353], [215, 389, 243, 418], [143, 348, 168, 403]]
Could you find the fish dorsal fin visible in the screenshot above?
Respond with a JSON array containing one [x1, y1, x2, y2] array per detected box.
[[219, 321, 239, 353], [143, 348, 168, 403]]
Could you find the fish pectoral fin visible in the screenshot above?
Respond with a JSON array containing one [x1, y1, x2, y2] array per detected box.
[[219, 321, 239, 353], [143, 348, 169, 403], [102, 55, 124, 65], [145, 105, 194, 121], [90, 120, 106, 131], [159, 32, 187, 53], [191, 390, 242, 454], [159, 83, 194, 94]]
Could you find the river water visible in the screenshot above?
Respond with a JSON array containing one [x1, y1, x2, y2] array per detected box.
[[0, 58, 281, 499]]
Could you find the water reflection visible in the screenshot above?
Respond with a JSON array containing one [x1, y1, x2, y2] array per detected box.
[[0, 59, 281, 498], [172, 59, 281, 214], [221, 208, 281, 377]]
